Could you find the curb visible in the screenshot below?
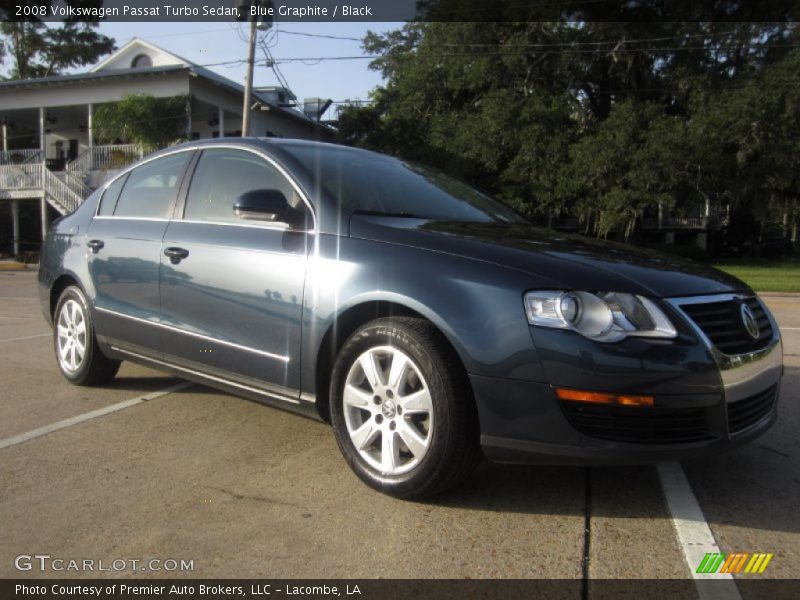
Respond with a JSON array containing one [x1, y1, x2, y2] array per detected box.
[[0, 263, 38, 272]]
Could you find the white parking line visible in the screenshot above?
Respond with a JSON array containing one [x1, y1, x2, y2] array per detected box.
[[781, 327, 800, 331], [0, 333, 50, 343], [0, 382, 191, 451], [658, 462, 742, 600]]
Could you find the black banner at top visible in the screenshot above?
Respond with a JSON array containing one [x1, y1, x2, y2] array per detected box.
[[1, 0, 800, 23]]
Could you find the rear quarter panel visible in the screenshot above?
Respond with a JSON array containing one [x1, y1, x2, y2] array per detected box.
[[38, 192, 100, 324]]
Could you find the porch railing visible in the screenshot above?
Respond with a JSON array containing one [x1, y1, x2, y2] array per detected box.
[[64, 147, 93, 177], [0, 163, 82, 214], [61, 170, 91, 200], [1, 144, 149, 214], [0, 163, 43, 190], [0, 148, 43, 165], [66, 143, 147, 177]]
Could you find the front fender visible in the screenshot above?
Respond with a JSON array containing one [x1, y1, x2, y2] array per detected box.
[[301, 235, 551, 395]]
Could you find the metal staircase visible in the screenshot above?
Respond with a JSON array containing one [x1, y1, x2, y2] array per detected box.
[[0, 162, 82, 214], [43, 165, 84, 214], [0, 144, 147, 215]]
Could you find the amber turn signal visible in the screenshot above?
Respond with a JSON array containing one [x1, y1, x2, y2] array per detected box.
[[555, 388, 654, 407]]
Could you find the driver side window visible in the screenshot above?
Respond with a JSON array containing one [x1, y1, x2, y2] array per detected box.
[[183, 148, 305, 225]]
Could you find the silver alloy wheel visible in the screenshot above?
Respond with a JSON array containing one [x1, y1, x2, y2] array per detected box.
[[56, 299, 87, 374], [343, 345, 434, 475]]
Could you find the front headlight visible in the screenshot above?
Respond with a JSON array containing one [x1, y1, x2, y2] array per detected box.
[[524, 290, 677, 342]]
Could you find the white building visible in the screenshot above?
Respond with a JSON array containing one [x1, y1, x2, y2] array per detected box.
[[0, 38, 331, 255]]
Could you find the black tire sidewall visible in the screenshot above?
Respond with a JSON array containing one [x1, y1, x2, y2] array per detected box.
[[330, 319, 459, 497], [53, 286, 99, 384]]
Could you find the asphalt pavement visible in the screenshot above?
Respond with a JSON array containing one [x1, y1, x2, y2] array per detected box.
[[0, 271, 797, 593]]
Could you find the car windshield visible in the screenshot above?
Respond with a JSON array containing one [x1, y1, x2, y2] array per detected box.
[[281, 144, 526, 224]]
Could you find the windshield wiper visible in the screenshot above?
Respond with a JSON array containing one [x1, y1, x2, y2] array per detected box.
[[351, 209, 429, 219]]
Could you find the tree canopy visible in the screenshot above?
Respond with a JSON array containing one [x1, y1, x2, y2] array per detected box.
[[93, 94, 190, 149], [0, 10, 115, 79], [338, 20, 800, 250]]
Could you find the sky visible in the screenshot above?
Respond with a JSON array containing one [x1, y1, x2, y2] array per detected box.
[[93, 21, 401, 116]]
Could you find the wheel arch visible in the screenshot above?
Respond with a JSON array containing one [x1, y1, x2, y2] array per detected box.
[[49, 272, 85, 320], [312, 298, 472, 423]]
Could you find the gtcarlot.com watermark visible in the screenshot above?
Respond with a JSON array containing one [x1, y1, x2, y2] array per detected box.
[[14, 554, 194, 573]]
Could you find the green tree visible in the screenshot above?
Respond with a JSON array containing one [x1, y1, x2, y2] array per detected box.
[[339, 18, 799, 245], [0, 19, 115, 79], [338, 22, 581, 211], [93, 95, 190, 149], [688, 47, 800, 242]]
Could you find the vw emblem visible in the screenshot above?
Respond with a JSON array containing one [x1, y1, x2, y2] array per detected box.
[[740, 304, 760, 340], [382, 399, 397, 419]]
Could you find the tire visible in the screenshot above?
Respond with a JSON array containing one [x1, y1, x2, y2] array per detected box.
[[330, 317, 481, 499], [53, 285, 121, 386]]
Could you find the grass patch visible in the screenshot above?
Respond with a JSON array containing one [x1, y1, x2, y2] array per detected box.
[[713, 261, 800, 293]]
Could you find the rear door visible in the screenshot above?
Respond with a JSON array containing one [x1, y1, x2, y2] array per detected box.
[[158, 147, 312, 398], [87, 151, 193, 356]]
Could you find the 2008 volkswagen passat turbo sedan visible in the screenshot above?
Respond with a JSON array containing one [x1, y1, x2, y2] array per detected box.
[[38, 139, 783, 499]]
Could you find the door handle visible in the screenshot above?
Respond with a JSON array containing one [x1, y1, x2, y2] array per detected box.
[[87, 239, 104, 253], [164, 247, 190, 264]]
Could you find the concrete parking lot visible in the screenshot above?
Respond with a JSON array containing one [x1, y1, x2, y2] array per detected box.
[[0, 270, 798, 591]]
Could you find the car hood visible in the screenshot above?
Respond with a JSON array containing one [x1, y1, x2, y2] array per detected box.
[[349, 217, 749, 298]]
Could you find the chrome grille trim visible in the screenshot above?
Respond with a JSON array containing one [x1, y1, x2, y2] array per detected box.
[[666, 293, 782, 404]]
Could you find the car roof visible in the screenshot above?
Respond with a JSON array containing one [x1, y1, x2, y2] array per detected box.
[[162, 137, 363, 152]]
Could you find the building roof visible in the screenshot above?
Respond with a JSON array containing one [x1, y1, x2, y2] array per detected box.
[[0, 64, 187, 90], [89, 38, 191, 72], [0, 38, 325, 130]]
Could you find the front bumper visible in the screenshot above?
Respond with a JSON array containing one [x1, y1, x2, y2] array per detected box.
[[473, 374, 780, 465], [481, 406, 777, 465], [473, 294, 783, 465]]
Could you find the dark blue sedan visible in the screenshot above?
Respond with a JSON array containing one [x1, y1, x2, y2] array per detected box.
[[38, 139, 783, 498]]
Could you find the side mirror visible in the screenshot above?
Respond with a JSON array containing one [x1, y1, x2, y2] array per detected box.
[[233, 189, 307, 229]]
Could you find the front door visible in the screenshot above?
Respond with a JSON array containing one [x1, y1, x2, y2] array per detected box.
[[68, 139, 79, 161], [87, 151, 193, 355], [159, 147, 311, 396]]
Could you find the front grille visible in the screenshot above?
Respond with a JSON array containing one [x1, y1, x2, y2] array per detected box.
[[560, 402, 713, 444], [727, 386, 777, 434], [679, 297, 772, 355]]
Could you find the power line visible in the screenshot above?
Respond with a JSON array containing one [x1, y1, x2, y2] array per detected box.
[[145, 27, 233, 39], [259, 38, 295, 95], [434, 28, 792, 48], [8, 39, 799, 82], [275, 29, 364, 42], [325, 78, 800, 107], [265, 41, 800, 64], [26, 37, 793, 73]]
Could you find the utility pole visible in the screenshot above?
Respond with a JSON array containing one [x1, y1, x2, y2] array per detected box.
[[241, 17, 257, 137]]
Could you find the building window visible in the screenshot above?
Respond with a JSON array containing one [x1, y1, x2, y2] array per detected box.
[[131, 54, 153, 69]]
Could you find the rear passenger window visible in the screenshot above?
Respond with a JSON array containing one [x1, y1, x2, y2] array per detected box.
[[183, 148, 304, 224], [97, 173, 128, 216], [113, 152, 190, 218]]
